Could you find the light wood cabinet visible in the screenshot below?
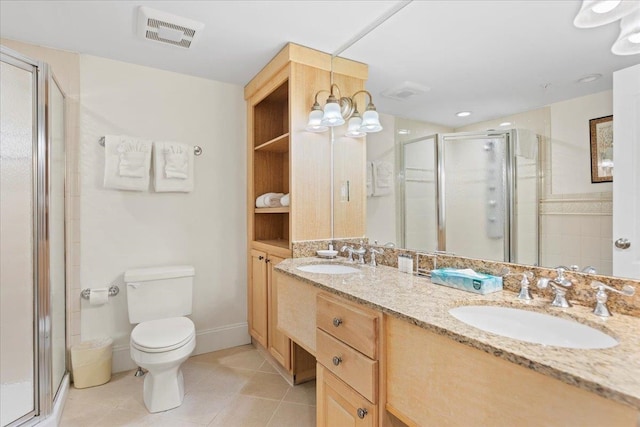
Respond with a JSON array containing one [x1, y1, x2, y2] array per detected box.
[[384, 314, 638, 427], [246, 44, 367, 374], [249, 249, 269, 348], [316, 294, 381, 427], [318, 363, 377, 427], [267, 254, 289, 370]]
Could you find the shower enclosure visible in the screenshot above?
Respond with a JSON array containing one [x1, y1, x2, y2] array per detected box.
[[399, 130, 539, 264], [1, 47, 68, 426]]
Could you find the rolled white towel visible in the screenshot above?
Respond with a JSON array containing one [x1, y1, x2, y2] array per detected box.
[[256, 192, 284, 208], [280, 193, 290, 207]]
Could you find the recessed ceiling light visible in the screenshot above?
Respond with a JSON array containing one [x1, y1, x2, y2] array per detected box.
[[577, 73, 603, 83], [499, 122, 512, 127], [397, 129, 411, 135], [456, 111, 472, 117]]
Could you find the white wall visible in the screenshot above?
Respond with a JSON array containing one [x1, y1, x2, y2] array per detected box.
[[550, 90, 612, 195], [79, 55, 248, 372]]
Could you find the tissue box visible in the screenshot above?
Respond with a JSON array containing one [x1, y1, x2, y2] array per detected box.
[[430, 268, 502, 295]]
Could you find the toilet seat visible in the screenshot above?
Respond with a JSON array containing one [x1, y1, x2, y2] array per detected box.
[[131, 317, 195, 353]]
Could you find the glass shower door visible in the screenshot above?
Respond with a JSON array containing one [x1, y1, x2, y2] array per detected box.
[[0, 52, 37, 427], [439, 133, 510, 262], [400, 135, 438, 251]]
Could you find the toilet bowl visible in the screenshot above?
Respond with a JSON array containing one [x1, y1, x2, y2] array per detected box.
[[129, 316, 196, 413], [125, 265, 196, 413]]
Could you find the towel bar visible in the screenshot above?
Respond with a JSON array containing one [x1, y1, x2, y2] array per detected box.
[[99, 137, 203, 156], [80, 285, 120, 300]]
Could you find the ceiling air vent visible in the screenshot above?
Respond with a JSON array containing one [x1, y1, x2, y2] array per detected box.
[[381, 81, 431, 101], [137, 6, 204, 49]]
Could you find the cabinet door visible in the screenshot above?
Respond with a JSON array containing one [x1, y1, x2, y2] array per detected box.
[[268, 255, 291, 370], [249, 249, 268, 347], [317, 364, 376, 427]]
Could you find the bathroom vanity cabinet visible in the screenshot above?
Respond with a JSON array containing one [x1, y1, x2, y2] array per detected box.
[[245, 43, 367, 379], [274, 267, 640, 427]]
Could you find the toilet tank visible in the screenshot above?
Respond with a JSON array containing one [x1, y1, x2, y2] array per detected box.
[[125, 265, 195, 324]]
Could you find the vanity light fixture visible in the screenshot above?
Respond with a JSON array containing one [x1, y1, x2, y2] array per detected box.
[[305, 83, 383, 137], [612, 8, 640, 55], [456, 111, 472, 117], [574, 0, 640, 56], [573, 0, 638, 28], [499, 122, 512, 127]]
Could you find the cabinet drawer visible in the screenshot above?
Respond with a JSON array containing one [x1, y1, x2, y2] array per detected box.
[[317, 364, 377, 427], [317, 294, 378, 359], [316, 329, 378, 403]]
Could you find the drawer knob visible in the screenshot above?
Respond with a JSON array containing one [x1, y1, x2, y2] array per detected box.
[[332, 317, 343, 327], [332, 356, 342, 366], [357, 408, 368, 419]]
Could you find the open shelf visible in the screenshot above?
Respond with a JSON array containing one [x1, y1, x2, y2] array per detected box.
[[254, 239, 290, 250], [255, 133, 289, 153], [255, 207, 290, 214]]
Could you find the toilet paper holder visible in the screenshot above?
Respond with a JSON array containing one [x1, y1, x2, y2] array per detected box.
[[80, 285, 120, 300]]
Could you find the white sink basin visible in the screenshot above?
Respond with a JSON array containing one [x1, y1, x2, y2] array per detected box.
[[448, 305, 618, 349], [296, 264, 360, 275]]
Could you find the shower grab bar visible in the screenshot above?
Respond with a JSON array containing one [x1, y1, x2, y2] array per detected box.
[[80, 285, 120, 300], [98, 137, 203, 156]]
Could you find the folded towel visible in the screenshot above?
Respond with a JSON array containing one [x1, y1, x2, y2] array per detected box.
[[280, 193, 290, 207], [103, 135, 152, 191], [153, 141, 194, 192], [256, 192, 284, 208], [373, 160, 393, 196], [164, 145, 189, 179], [366, 161, 373, 197]]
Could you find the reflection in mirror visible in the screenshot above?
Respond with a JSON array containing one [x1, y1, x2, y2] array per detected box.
[[365, 96, 618, 274]]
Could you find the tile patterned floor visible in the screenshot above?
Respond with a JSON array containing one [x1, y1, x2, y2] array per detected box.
[[60, 345, 316, 427]]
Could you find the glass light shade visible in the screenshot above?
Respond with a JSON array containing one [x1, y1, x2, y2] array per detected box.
[[321, 101, 345, 127], [306, 108, 328, 132], [612, 9, 640, 55], [345, 115, 366, 138], [573, 0, 638, 28], [360, 109, 383, 133]]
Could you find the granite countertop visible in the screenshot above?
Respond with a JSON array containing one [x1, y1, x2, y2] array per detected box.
[[275, 257, 640, 410]]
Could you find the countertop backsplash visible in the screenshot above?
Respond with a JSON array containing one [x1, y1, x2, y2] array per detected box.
[[291, 239, 640, 317]]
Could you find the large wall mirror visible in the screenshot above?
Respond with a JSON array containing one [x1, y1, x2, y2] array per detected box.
[[332, 1, 639, 279]]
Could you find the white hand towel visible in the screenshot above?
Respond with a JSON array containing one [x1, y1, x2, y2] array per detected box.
[[280, 193, 290, 207], [256, 192, 284, 208], [373, 160, 393, 196], [103, 135, 151, 191], [154, 141, 194, 192]]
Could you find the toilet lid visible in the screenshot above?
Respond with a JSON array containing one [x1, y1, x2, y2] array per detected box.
[[131, 317, 195, 353]]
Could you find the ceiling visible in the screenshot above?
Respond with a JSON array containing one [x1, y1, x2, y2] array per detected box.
[[1, 0, 638, 127]]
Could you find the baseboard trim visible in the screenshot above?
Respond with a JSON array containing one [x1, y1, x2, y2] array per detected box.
[[111, 322, 251, 373]]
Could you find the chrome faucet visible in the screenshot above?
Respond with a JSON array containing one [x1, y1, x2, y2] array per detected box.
[[505, 271, 534, 300], [537, 267, 573, 308], [590, 281, 636, 317], [369, 247, 383, 267], [340, 245, 355, 263], [352, 241, 367, 265]]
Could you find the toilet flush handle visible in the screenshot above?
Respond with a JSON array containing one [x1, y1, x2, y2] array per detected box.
[[127, 282, 140, 290]]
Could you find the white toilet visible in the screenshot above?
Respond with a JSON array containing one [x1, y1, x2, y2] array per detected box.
[[124, 265, 196, 413]]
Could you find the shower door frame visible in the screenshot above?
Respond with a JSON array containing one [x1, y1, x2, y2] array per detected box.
[[1, 46, 62, 426], [398, 130, 518, 262], [437, 130, 516, 262]]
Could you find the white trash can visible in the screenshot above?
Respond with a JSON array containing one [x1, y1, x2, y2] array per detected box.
[[71, 337, 113, 389]]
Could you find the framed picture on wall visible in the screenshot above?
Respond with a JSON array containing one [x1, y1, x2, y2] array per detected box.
[[589, 115, 613, 183]]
